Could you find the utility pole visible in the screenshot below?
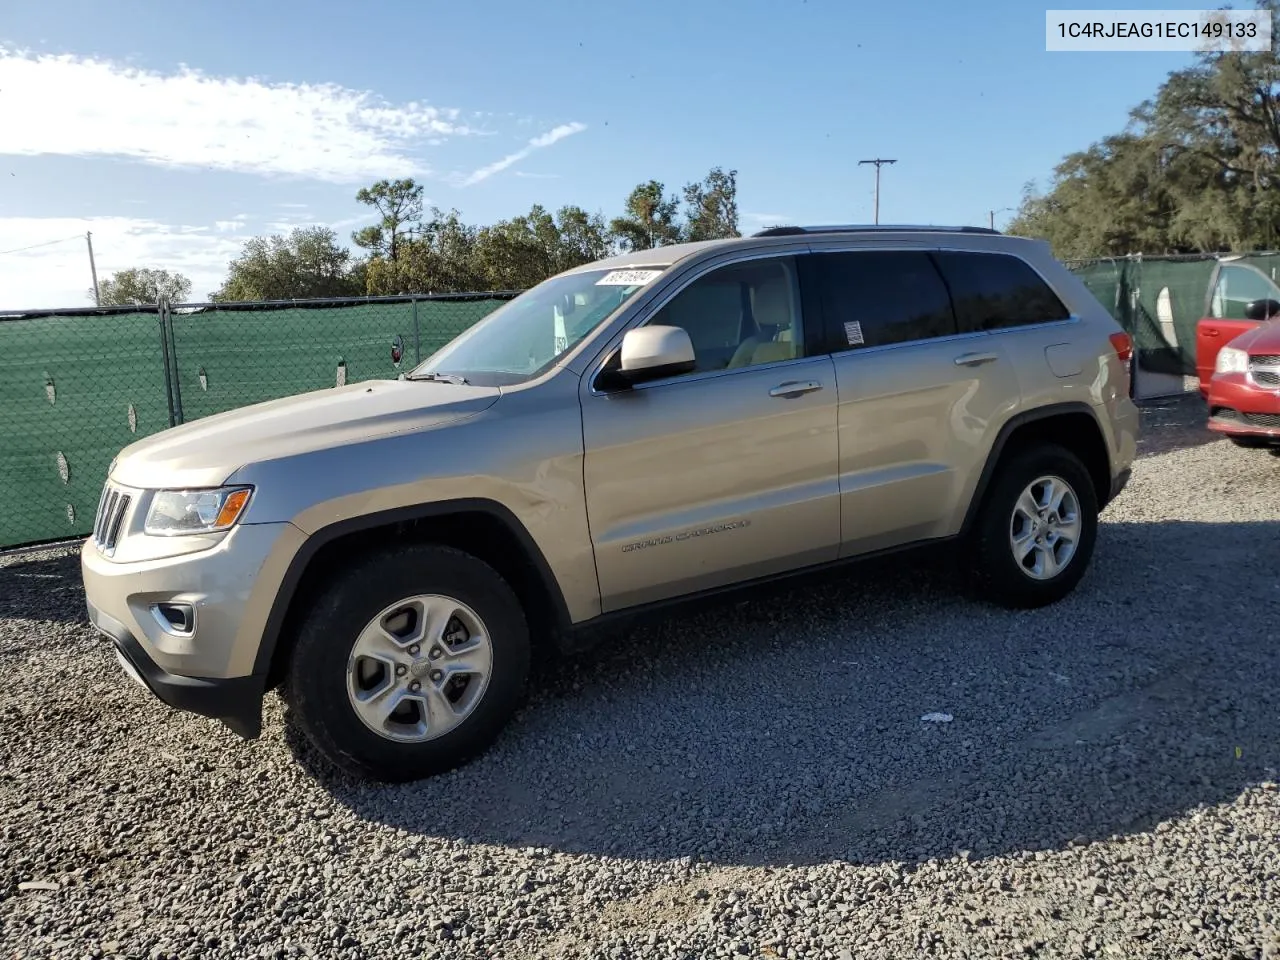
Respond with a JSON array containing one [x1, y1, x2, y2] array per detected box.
[[858, 158, 896, 225], [989, 207, 1015, 231], [86, 231, 101, 306]]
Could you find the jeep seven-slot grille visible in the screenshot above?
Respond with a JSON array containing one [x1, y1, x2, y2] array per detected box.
[[92, 485, 131, 551]]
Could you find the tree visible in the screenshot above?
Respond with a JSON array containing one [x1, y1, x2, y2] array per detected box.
[[352, 178, 424, 260], [609, 181, 682, 251], [94, 267, 192, 305], [554, 205, 614, 271], [364, 207, 486, 295], [1009, 1, 1280, 256], [212, 227, 362, 301], [681, 167, 740, 242]]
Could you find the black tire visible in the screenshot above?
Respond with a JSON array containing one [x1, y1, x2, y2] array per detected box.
[[284, 544, 530, 783], [969, 444, 1099, 610]]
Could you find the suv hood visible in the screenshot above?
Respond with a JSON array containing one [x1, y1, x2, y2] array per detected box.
[[110, 379, 501, 489]]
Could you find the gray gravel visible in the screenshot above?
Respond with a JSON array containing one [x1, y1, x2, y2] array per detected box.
[[3, 396, 1279, 960]]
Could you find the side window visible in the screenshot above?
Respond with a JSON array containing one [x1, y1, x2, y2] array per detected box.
[[648, 257, 803, 373], [933, 251, 1071, 332], [1209, 264, 1280, 319], [813, 251, 956, 350]]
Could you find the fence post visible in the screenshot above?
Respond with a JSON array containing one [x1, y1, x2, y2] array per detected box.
[[161, 297, 185, 425], [157, 299, 178, 428], [411, 297, 421, 365]]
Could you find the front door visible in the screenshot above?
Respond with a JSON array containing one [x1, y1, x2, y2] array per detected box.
[[580, 254, 840, 612]]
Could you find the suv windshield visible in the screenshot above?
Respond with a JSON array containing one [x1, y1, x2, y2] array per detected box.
[[408, 267, 666, 386]]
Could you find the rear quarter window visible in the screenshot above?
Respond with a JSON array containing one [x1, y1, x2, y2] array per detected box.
[[933, 251, 1070, 332]]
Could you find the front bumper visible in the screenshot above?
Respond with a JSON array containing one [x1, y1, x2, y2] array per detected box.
[[88, 598, 264, 738], [1206, 373, 1280, 441], [80, 519, 308, 739]]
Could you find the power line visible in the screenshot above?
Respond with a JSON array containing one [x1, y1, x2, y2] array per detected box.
[[0, 234, 85, 257]]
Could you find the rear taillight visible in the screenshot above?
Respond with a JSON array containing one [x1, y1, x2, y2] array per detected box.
[[1109, 332, 1133, 365]]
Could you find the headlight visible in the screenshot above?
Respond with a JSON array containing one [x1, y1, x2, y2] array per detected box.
[[1215, 347, 1249, 375], [144, 486, 253, 536]]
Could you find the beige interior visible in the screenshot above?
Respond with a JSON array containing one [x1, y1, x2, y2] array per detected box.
[[727, 272, 798, 368]]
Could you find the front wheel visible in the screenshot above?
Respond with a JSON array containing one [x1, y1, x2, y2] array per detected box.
[[969, 445, 1099, 609], [284, 544, 531, 783]]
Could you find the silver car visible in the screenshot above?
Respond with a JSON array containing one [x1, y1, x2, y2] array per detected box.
[[81, 225, 1139, 782]]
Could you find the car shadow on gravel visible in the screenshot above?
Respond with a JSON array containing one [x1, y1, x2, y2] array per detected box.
[[0, 550, 86, 629], [296, 519, 1280, 870], [1135, 391, 1217, 457]]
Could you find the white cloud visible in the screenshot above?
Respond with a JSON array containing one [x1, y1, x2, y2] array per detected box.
[[457, 123, 587, 187], [0, 216, 246, 309], [0, 46, 474, 183], [329, 214, 375, 230], [214, 221, 244, 232]]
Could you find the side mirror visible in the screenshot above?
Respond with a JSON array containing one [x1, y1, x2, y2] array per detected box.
[[600, 326, 696, 390], [1244, 298, 1280, 321]]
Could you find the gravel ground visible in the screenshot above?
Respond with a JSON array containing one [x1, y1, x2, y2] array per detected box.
[[2, 394, 1279, 960]]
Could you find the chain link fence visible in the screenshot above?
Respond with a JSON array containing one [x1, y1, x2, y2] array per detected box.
[[0, 294, 515, 550]]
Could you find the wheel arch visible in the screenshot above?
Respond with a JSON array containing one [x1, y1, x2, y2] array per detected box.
[[254, 499, 574, 691], [960, 402, 1114, 537]]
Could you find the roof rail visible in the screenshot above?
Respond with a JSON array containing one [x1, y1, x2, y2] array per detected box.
[[752, 224, 1002, 238]]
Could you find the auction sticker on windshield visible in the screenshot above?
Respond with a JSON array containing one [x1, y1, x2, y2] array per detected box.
[[596, 269, 664, 286]]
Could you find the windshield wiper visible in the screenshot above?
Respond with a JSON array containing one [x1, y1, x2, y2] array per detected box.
[[406, 372, 469, 384]]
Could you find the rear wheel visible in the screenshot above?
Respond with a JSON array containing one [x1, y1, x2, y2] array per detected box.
[[284, 544, 530, 782], [970, 445, 1099, 609]]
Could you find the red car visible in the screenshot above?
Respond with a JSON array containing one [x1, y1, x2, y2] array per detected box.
[[1198, 298, 1280, 448]]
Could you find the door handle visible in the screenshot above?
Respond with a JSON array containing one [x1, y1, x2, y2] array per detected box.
[[954, 352, 999, 367], [1204, 329, 1221, 338], [769, 380, 824, 398]]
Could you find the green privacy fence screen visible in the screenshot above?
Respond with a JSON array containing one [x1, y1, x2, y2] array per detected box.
[[7, 252, 1280, 550], [1063, 252, 1280, 377], [0, 294, 514, 550]]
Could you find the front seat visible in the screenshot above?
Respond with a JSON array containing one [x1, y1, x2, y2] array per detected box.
[[727, 277, 797, 368]]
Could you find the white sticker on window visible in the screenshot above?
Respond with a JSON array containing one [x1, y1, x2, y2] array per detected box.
[[844, 320, 865, 346], [596, 269, 663, 287]]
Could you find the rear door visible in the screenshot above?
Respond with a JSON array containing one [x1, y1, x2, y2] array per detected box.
[[809, 249, 1021, 556], [930, 250, 1084, 414]]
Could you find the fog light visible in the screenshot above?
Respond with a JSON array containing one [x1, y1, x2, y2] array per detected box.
[[151, 602, 195, 636]]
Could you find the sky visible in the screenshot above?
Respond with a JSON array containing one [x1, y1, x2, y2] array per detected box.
[[0, 0, 1206, 309]]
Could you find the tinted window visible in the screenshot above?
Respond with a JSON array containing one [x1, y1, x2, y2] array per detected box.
[[934, 251, 1070, 332], [649, 257, 803, 373], [813, 251, 956, 350]]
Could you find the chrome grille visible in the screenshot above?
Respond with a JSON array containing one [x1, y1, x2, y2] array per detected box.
[[92, 484, 132, 552], [1249, 355, 1280, 387], [1245, 411, 1280, 428]]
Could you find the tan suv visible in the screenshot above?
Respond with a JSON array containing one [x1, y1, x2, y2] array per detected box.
[[81, 226, 1139, 782]]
